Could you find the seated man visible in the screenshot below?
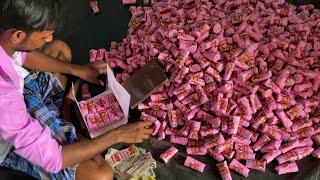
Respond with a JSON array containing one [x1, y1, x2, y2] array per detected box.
[[0, 0, 153, 180]]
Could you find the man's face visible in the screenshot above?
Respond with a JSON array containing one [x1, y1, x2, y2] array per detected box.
[[14, 30, 54, 52]]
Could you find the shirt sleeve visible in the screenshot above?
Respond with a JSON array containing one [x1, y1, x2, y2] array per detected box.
[[0, 80, 63, 173]]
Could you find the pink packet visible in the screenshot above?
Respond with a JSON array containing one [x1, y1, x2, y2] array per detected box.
[[184, 156, 206, 173], [312, 147, 320, 158], [292, 118, 313, 132], [87, 102, 96, 114], [159, 146, 179, 164], [293, 146, 314, 160], [146, 109, 167, 119], [312, 134, 320, 145], [158, 121, 167, 140], [222, 149, 235, 161], [235, 150, 256, 160], [291, 127, 315, 140], [276, 150, 298, 164], [152, 120, 161, 136], [203, 51, 221, 63], [89, 49, 98, 62], [234, 143, 253, 153], [168, 110, 178, 128], [170, 135, 188, 145], [206, 66, 222, 82], [231, 135, 251, 145], [237, 69, 254, 82], [204, 133, 225, 149], [177, 125, 190, 137], [236, 127, 253, 140], [229, 159, 250, 177], [179, 41, 197, 54], [79, 101, 89, 116], [253, 135, 271, 152], [200, 127, 219, 137], [150, 92, 169, 102], [246, 160, 266, 172], [122, 0, 136, 5], [227, 116, 240, 135], [96, 48, 106, 61], [186, 147, 207, 155], [215, 139, 233, 153], [262, 149, 282, 164], [260, 140, 282, 153], [217, 161, 232, 180], [90, 1, 100, 14], [190, 64, 202, 73], [249, 93, 262, 114], [293, 82, 313, 92], [176, 51, 190, 68], [275, 161, 298, 175], [209, 149, 225, 162], [82, 83, 92, 100], [276, 69, 290, 89], [188, 120, 201, 140], [260, 125, 282, 141], [264, 79, 281, 94]]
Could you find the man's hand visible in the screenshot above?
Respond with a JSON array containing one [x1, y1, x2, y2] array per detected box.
[[73, 61, 108, 86], [111, 121, 153, 144]]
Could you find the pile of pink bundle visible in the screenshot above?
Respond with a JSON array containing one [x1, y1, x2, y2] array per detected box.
[[103, 0, 320, 178]]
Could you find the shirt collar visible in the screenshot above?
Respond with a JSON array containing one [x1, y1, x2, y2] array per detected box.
[[0, 45, 20, 87]]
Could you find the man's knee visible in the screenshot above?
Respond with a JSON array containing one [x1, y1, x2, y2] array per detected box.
[[44, 40, 72, 62], [95, 162, 114, 180]]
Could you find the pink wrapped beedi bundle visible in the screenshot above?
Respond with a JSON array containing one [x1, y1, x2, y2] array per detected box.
[[159, 146, 179, 164], [184, 156, 206, 173], [246, 160, 266, 172], [275, 162, 299, 175], [89, 49, 98, 62], [217, 161, 232, 180], [229, 159, 250, 177], [81, 83, 92, 100], [89, 1, 99, 14], [122, 0, 136, 5], [186, 146, 207, 155], [313, 148, 320, 158]]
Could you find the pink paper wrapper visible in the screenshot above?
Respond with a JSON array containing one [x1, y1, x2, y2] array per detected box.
[[159, 146, 179, 164], [184, 156, 206, 173]]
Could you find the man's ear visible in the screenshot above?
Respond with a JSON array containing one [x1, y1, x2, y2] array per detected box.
[[10, 30, 27, 45]]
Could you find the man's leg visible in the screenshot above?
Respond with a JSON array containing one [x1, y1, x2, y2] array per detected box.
[[41, 40, 114, 180], [75, 155, 114, 180], [42, 40, 72, 89]]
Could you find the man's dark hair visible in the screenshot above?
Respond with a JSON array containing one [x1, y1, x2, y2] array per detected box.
[[0, 0, 63, 32]]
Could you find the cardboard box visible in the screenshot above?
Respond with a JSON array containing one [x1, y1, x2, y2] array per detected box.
[[73, 66, 131, 138]]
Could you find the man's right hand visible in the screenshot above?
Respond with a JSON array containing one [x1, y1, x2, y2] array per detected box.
[[111, 121, 153, 144]]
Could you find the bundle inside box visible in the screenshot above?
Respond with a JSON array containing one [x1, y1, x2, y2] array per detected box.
[[73, 66, 130, 139]]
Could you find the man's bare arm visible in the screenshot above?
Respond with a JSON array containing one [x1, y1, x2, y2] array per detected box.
[[23, 51, 77, 74], [61, 121, 153, 169], [24, 51, 107, 85]]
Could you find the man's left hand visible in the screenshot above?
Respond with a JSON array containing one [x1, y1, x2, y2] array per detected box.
[[73, 61, 108, 86]]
